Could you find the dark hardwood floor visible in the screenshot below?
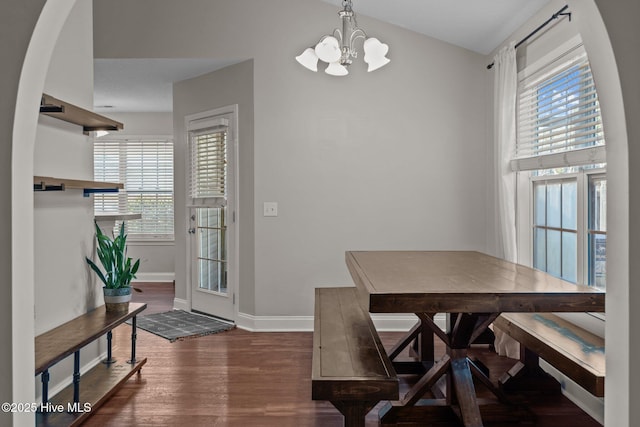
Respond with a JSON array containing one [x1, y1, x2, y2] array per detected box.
[[83, 283, 603, 426]]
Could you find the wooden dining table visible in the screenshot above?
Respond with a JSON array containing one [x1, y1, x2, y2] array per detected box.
[[345, 250, 605, 427]]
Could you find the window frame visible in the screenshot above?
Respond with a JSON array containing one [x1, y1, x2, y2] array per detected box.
[[189, 123, 228, 204], [512, 36, 606, 172], [587, 173, 607, 290], [531, 176, 579, 283], [186, 109, 235, 209], [523, 168, 606, 285], [93, 134, 175, 242]]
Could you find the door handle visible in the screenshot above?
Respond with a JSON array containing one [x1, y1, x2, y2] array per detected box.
[[188, 228, 196, 234]]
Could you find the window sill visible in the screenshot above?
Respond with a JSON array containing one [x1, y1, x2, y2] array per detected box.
[[94, 212, 142, 222]]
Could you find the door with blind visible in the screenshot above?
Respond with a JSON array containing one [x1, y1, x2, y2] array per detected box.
[[186, 107, 237, 321]]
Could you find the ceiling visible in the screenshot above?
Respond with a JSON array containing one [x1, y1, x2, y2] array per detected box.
[[94, 58, 242, 113], [322, 0, 551, 55], [94, 0, 551, 113]]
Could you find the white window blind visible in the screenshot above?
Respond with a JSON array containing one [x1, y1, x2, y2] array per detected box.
[[94, 138, 174, 239], [512, 47, 606, 171], [189, 118, 228, 206]]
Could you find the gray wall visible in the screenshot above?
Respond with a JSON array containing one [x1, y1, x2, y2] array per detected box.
[[94, 0, 489, 320]]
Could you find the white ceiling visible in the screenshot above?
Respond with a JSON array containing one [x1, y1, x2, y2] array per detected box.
[[323, 0, 551, 55], [94, 0, 551, 113], [94, 58, 242, 113]]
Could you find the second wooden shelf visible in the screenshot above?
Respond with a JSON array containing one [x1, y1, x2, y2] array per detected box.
[[34, 176, 123, 197]]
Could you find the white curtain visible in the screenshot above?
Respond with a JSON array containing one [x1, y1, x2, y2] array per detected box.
[[493, 42, 518, 263], [493, 43, 520, 359]]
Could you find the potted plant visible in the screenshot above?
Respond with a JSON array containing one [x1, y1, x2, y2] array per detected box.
[[86, 221, 141, 312]]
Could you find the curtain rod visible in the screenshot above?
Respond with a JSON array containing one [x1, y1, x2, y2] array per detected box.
[[486, 5, 571, 70]]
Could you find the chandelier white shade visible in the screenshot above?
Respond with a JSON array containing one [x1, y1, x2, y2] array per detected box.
[[363, 38, 390, 72], [315, 36, 342, 63], [295, 0, 390, 76], [296, 48, 318, 72], [325, 61, 349, 76]]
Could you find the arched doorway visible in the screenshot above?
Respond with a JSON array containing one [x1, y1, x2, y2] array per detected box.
[[10, 1, 77, 425]]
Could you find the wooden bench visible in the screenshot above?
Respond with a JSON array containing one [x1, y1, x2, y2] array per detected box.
[[493, 313, 605, 397], [35, 303, 147, 426], [312, 287, 399, 427]]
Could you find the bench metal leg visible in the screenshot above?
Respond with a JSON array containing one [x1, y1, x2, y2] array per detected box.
[[128, 315, 137, 364], [41, 369, 50, 405], [73, 350, 81, 403], [102, 330, 116, 364]]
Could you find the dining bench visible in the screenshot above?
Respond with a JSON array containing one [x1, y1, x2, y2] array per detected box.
[[312, 287, 399, 427], [494, 313, 605, 397]]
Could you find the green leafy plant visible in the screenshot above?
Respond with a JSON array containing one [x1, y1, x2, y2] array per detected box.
[[86, 221, 141, 290]]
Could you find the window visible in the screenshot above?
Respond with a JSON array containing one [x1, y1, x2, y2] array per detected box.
[[196, 207, 227, 294], [533, 178, 577, 283], [189, 119, 227, 204], [515, 41, 606, 289], [94, 137, 174, 240], [530, 172, 606, 287], [513, 45, 605, 171]]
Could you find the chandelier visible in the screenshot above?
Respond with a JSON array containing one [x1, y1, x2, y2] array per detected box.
[[295, 0, 390, 76]]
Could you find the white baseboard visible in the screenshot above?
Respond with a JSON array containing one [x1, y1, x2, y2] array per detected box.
[[540, 360, 604, 424], [133, 272, 175, 283], [236, 313, 313, 332], [173, 297, 189, 311], [235, 312, 446, 332], [371, 313, 447, 331]]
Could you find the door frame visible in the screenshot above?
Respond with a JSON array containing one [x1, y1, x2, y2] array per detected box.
[[184, 104, 239, 322]]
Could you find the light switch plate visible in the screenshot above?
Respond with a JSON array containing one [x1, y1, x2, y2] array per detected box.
[[263, 202, 278, 217]]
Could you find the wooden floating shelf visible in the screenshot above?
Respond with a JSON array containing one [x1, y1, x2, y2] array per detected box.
[[40, 93, 123, 135], [34, 176, 123, 197]]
